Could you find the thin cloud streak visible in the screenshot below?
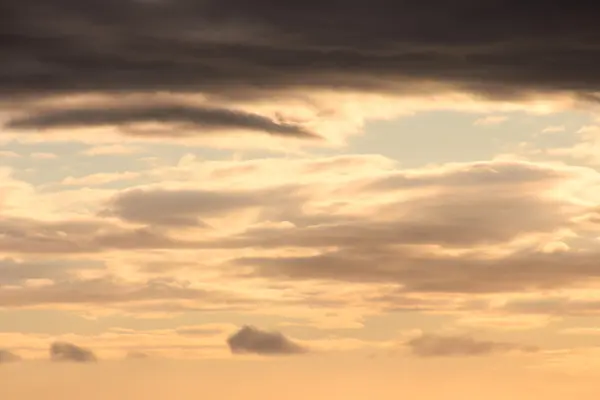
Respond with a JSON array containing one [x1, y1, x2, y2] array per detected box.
[[7, 104, 320, 139]]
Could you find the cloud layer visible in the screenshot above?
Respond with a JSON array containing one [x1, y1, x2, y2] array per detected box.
[[406, 334, 537, 357], [2, 0, 599, 100], [2, 0, 599, 145]]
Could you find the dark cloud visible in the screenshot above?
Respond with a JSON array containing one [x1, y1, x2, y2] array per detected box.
[[227, 325, 307, 355], [1, 0, 599, 108], [0, 349, 21, 363], [50, 341, 97, 363], [406, 333, 537, 357], [6, 104, 319, 139]]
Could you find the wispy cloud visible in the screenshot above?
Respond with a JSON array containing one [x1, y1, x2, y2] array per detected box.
[[473, 115, 508, 126]]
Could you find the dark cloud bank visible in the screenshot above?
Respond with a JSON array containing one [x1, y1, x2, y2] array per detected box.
[[2, 0, 600, 137], [2, 0, 599, 98]]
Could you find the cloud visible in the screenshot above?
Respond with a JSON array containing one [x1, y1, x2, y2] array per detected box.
[[502, 296, 600, 317], [227, 325, 308, 355], [50, 342, 97, 363], [219, 160, 600, 293], [101, 185, 302, 227], [7, 104, 319, 140], [237, 248, 600, 294], [406, 333, 537, 357], [30, 152, 58, 160], [0, 216, 198, 254], [0, 258, 99, 285], [1, 0, 598, 147], [541, 125, 566, 134], [125, 351, 151, 360], [0, 349, 21, 363], [2, 0, 599, 102], [176, 325, 229, 336], [0, 276, 249, 311], [473, 115, 508, 126], [81, 144, 143, 156], [0, 151, 20, 158]]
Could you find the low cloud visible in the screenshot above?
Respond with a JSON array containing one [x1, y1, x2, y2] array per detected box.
[[227, 325, 308, 355], [50, 342, 97, 363], [125, 351, 151, 360], [0, 349, 21, 363], [406, 334, 537, 357]]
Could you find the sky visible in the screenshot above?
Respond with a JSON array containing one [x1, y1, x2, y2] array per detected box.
[[2, 0, 600, 399]]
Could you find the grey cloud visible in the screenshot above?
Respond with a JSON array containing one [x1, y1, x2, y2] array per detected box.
[[1, 0, 599, 110], [503, 297, 600, 316], [362, 161, 573, 193], [227, 325, 308, 355], [0, 258, 103, 285], [0, 216, 199, 254], [232, 192, 566, 249], [102, 185, 304, 227], [216, 160, 600, 294], [7, 104, 319, 139], [407, 334, 537, 357], [0, 349, 21, 363], [236, 247, 600, 294], [0, 275, 250, 310], [50, 342, 97, 363], [226, 161, 579, 250]]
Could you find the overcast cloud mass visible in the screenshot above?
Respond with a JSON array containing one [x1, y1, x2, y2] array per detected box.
[[2, 1, 600, 399]]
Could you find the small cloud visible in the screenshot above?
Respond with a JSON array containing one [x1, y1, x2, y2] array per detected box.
[[82, 144, 143, 156], [50, 342, 97, 363], [125, 351, 151, 360], [0, 349, 21, 363], [176, 325, 227, 336], [406, 333, 537, 357], [61, 171, 140, 186], [560, 328, 600, 335], [30, 152, 58, 159], [541, 125, 565, 134], [227, 325, 308, 355], [473, 115, 508, 126], [576, 125, 600, 134], [0, 151, 20, 158]]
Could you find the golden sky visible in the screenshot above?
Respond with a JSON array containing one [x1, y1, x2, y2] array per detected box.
[[3, 1, 600, 398]]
